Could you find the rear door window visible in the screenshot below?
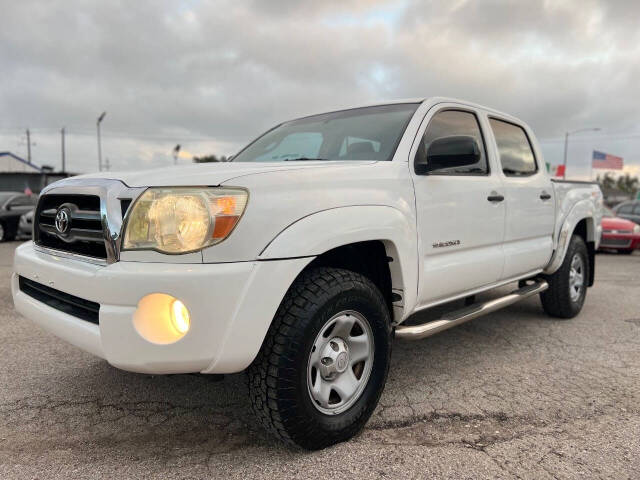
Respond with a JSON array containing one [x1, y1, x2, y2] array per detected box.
[[489, 118, 538, 176]]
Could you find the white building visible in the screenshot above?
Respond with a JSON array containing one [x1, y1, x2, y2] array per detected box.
[[0, 152, 42, 173]]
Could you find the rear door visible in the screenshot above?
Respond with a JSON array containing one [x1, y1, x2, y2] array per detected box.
[[412, 105, 506, 306], [487, 117, 555, 279]]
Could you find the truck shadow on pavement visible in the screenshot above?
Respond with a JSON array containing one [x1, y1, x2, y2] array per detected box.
[[3, 295, 564, 462]]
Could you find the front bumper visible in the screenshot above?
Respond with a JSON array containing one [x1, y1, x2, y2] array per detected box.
[[12, 242, 312, 374], [599, 233, 640, 251]]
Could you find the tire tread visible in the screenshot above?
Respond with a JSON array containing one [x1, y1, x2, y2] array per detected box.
[[247, 267, 390, 449], [541, 235, 589, 319]]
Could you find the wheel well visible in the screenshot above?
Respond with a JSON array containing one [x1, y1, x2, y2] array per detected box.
[[306, 241, 394, 315], [573, 219, 595, 287]]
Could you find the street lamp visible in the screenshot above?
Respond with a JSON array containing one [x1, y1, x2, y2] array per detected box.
[[562, 127, 601, 179], [173, 144, 181, 165], [97, 111, 107, 172]]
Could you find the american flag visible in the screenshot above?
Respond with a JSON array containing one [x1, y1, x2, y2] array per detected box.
[[592, 150, 623, 170]]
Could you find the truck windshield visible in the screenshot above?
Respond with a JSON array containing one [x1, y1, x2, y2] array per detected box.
[[232, 103, 419, 162]]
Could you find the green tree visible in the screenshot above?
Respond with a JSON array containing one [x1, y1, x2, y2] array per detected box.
[[597, 172, 616, 190], [615, 173, 639, 195]]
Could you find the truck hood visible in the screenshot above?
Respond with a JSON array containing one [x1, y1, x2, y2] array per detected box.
[[73, 160, 376, 188], [602, 216, 637, 230]]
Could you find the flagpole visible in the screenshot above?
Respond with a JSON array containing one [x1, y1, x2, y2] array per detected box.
[[563, 127, 600, 180]]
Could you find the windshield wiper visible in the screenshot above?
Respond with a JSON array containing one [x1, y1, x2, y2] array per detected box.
[[283, 157, 328, 161]]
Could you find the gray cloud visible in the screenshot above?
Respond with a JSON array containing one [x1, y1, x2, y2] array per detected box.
[[1, 0, 638, 178]]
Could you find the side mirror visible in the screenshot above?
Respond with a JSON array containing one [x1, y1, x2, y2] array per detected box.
[[415, 135, 481, 174]]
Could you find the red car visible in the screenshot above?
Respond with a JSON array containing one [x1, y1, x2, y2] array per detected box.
[[599, 207, 640, 254]]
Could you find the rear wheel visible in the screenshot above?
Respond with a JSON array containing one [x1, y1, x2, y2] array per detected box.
[[247, 267, 392, 450], [541, 235, 589, 318]]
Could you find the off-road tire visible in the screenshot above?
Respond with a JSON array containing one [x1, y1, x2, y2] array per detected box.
[[247, 267, 392, 450], [541, 234, 589, 319]]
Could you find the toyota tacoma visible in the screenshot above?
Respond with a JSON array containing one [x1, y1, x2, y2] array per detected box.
[[12, 97, 603, 449]]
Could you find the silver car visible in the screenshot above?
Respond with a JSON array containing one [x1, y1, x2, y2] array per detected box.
[[18, 210, 34, 238]]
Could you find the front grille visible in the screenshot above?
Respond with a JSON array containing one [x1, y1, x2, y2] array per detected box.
[[34, 194, 107, 259], [19, 276, 100, 324], [603, 229, 632, 234], [600, 237, 632, 248]]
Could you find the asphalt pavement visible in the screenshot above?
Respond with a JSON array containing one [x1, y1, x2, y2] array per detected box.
[[1, 241, 639, 479]]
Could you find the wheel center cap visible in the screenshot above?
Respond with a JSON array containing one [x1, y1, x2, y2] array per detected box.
[[319, 337, 350, 379], [336, 352, 349, 372]]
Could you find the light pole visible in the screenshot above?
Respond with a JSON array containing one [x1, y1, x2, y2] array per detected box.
[[562, 127, 600, 179], [96, 111, 107, 172], [61, 127, 66, 173], [173, 144, 181, 165]]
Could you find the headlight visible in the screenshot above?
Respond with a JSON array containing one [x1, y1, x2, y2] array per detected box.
[[634, 224, 640, 234], [122, 187, 248, 254]]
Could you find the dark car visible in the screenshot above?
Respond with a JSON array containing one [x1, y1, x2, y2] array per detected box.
[[0, 192, 38, 242], [613, 200, 640, 225]]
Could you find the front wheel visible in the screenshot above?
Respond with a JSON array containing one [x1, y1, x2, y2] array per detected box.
[[541, 234, 589, 318], [247, 267, 392, 450]]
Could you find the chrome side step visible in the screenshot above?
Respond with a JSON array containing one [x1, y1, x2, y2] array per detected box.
[[395, 280, 549, 340]]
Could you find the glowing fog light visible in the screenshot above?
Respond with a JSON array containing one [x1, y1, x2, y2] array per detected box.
[[171, 299, 191, 334], [133, 294, 192, 344]]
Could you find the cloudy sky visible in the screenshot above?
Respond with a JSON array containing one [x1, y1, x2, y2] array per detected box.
[[1, 0, 639, 179]]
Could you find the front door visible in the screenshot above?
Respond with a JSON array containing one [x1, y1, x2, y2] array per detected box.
[[412, 106, 506, 306]]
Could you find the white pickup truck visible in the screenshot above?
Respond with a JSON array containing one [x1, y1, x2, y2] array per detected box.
[[12, 97, 602, 449]]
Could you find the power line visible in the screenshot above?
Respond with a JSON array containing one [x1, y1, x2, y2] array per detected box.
[[0, 126, 241, 141], [539, 134, 640, 143], [0, 129, 225, 144], [3, 125, 640, 144]]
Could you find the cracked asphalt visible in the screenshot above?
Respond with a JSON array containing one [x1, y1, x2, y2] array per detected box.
[[1, 241, 639, 479]]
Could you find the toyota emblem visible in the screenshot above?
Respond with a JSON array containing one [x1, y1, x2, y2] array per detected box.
[[55, 207, 71, 234]]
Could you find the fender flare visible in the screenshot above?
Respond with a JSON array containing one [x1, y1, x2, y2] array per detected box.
[[259, 205, 419, 319], [544, 199, 598, 275]]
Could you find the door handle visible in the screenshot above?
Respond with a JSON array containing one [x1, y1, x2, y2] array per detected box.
[[487, 194, 504, 202], [540, 192, 552, 200]]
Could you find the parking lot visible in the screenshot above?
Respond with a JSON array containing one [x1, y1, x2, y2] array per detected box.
[[0, 241, 638, 479]]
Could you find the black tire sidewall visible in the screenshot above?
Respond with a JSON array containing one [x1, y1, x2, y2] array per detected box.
[[279, 271, 391, 448], [566, 237, 588, 313], [543, 235, 589, 318]]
